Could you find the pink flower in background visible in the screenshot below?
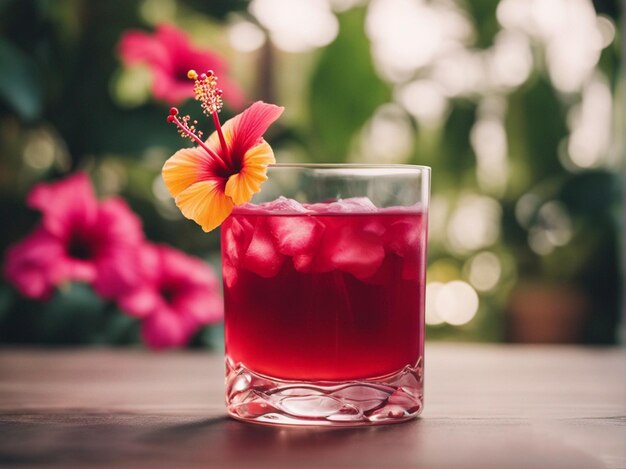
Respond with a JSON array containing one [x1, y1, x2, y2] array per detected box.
[[118, 24, 245, 107], [118, 243, 223, 349], [3, 171, 223, 350], [4, 172, 144, 300], [4, 228, 66, 300]]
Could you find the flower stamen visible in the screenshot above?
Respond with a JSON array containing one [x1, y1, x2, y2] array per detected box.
[[166, 107, 224, 167], [189, 70, 231, 165]]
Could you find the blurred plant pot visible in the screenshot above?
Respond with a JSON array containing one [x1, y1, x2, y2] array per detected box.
[[506, 282, 589, 343]]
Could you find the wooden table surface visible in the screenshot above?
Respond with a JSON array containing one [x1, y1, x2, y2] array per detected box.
[[0, 345, 624, 468]]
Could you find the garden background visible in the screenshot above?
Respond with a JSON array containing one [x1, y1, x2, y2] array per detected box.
[[0, 0, 622, 348]]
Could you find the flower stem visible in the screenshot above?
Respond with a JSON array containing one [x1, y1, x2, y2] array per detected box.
[[212, 111, 230, 165]]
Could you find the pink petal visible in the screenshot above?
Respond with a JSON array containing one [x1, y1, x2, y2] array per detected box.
[[63, 259, 98, 284], [150, 72, 195, 104], [158, 244, 218, 287], [145, 243, 222, 325], [97, 197, 144, 244], [115, 245, 164, 317], [26, 172, 99, 239], [176, 292, 223, 324], [119, 23, 245, 107], [230, 102, 284, 158], [154, 24, 195, 57], [156, 25, 228, 79], [118, 30, 171, 70], [140, 307, 195, 350], [92, 246, 144, 299], [90, 197, 145, 299], [118, 288, 162, 318], [3, 227, 65, 300]]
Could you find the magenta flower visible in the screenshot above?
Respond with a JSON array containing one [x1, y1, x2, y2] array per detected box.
[[4, 228, 67, 300], [3, 172, 144, 300], [118, 243, 223, 349], [4, 172, 223, 350], [118, 24, 245, 107]]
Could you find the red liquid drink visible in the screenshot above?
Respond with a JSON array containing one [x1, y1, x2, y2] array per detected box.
[[223, 197, 426, 425]]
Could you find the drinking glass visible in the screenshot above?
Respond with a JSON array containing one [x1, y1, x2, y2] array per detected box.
[[222, 164, 430, 426]]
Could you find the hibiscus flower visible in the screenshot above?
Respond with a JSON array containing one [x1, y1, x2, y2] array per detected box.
[[118, 24, 244, 107], [162, 70, 283, 232], [117, 243, 223, 349], [3, 173, 144, 300]]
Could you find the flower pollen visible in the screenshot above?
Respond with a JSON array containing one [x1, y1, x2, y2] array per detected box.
[[166, 70, 233, 165], [193, 69, 224, 116], [191, 70, 230, 161]]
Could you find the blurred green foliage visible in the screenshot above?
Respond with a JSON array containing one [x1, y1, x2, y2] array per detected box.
[[0, 0, 622, 346], [309, 7, 390, 162]]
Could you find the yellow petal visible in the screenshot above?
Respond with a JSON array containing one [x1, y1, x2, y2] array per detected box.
[[175, 179, 234, 232], [224, 139, 275, 205], [162, 147, 207, 198]]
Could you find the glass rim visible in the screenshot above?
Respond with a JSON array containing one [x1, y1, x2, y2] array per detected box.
[[269, 163, 431, 172]]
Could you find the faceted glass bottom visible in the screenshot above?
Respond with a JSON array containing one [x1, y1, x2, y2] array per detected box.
[[225, 357, 423, 426]]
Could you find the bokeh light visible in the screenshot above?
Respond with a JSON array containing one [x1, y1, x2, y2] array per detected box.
[[497, 0, 612, 94], [366, 0, 472, 83], [228, 20, 266, 52], [467, 252, 502, 292], [358, 104, 414, 163], [470, 116, 509, 195], [432, 50, 485, 98], [565, 76, 613, 169], [396, 80, 448, 128], [527, 201, 573, 255], [447, 195, 502, 254], [425, 282, 445, 325], [95, 160, 127, 195], [250, 0, 338, 52], [152, 175, 182, 221], [515, 193, 541, 229], [23, 131, 56, 170], [427, 195, 449, 244], [22, 128, 70, 172], [487, 30, 533, 89], [595, 15, 616, 48], [428, 280, 480, 326]]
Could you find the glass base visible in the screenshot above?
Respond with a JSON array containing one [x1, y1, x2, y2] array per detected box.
[[225, 358, 423, 426]]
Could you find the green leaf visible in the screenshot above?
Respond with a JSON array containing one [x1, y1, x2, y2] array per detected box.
[[308, 7, 391, 163], [0, 38, 43, 121], [464, 0, 501, 48], [438, 99, 477, 187], [38, 283, 106, 344], [505, 76, 568, 196], [0, 284, 14, 323]]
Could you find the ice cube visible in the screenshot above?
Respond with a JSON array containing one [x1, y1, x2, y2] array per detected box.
[[385, 220, 421, 257], [325, 225, 385, 279], [221, 259, 238, 289], [362, 220, 386, 238], [326, 197, 378, 213], [362, 254, 395, 285], [305, 197, 378, 213], [293, 252, 315, 273], [243, 220, 285, 277], [302, 202, 333, 212], [261, 196, 310, 214], [222, 217, 254, 265], [267, 215, 325, 256]]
